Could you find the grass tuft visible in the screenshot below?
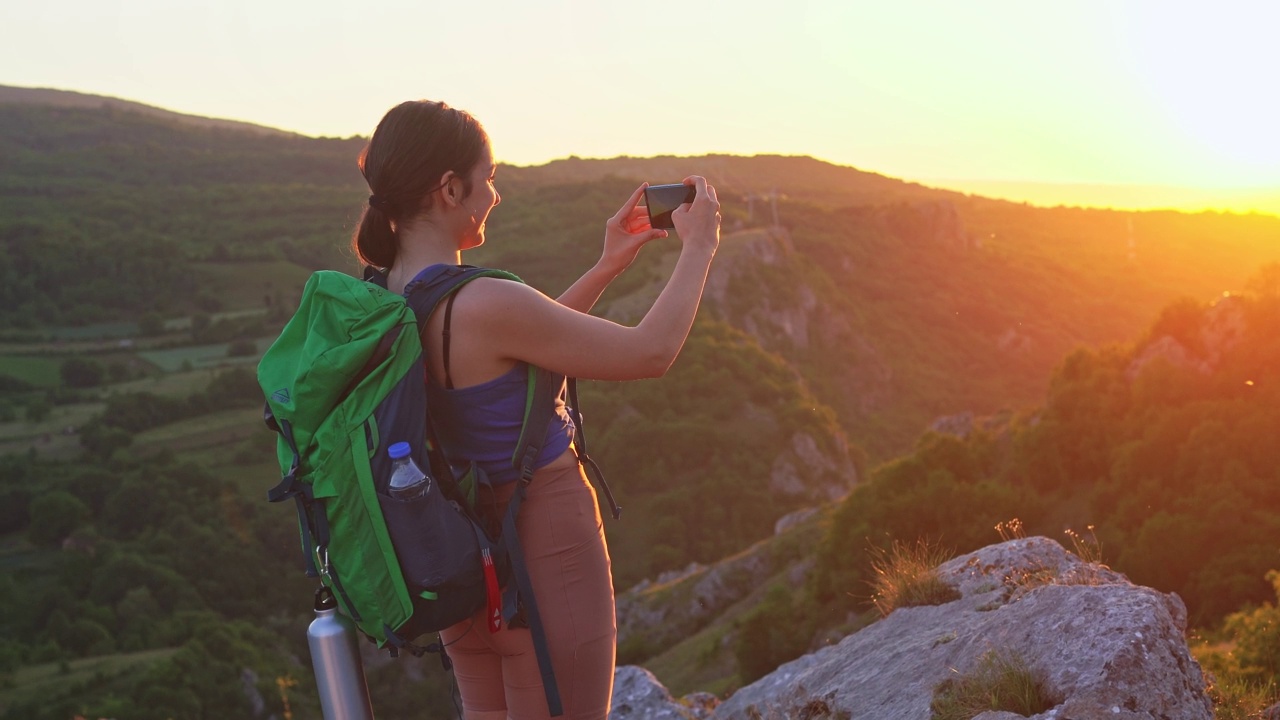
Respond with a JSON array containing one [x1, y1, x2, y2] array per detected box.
[[868, 539, 960, 617], [1204, 675, 1279, 720], [931, 649, 1055, 720]]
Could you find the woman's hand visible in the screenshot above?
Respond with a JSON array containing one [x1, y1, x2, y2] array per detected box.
[[480, 178, 721, 381], [601, 183, 669, 275], [671, 176, 720, 257]]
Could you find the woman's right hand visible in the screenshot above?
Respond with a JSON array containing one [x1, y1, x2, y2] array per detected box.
[[670, 175, 721, 256]]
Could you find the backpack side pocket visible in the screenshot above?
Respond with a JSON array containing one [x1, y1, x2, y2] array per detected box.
[[378, 485, 485, 594]]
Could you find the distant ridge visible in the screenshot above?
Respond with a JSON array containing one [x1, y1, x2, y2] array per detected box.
[[0, 84, 297, 138], [925, 177, 1280, 217], [499, 153, 964, 209]]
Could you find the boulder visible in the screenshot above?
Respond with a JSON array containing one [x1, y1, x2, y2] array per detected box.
[[711, 537, 1213, 720], [609, 666, 718, 720]]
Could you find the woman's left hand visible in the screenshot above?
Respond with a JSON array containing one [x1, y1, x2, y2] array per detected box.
[[602, 183, 669, 274]]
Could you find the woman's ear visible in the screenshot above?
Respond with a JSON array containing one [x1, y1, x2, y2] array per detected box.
[[439, 171, 462, 208]]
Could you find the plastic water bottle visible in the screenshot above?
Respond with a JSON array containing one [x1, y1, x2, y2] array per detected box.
[[307, 586, 374, 720], [387, 441, 430, 500]]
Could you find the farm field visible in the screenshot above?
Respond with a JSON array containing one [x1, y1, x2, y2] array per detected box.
[[0, 355, 63, 387], [0, 401, 104, 456], [134, 406, 264, 455], [0, 648, 180, 712], [138, 336, 276, 372]]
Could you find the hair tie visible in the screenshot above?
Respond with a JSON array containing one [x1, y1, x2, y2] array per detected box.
[[368, 194, 391, 213]]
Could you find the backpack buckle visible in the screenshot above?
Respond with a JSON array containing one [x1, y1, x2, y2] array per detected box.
[[519, 446, 539, 485]]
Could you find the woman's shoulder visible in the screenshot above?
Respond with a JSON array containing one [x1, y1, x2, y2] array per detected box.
[[458, 275, 550, 314]]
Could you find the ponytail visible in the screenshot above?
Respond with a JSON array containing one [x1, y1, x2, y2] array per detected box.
[[350, 100, 490, 270], [353, 203, 398, 269]]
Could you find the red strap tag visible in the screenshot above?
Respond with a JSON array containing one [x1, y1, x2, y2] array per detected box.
[[483, 549, 502, 633]]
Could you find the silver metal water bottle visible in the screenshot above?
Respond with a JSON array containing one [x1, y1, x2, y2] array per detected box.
[[307, 586, 374, 720]]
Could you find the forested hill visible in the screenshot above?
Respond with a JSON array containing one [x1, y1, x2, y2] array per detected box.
[[0, 85, 298, 137], [612, 278, 1280, 702], [4, 88, 1280, 718], [6, 90, 1280, 461]]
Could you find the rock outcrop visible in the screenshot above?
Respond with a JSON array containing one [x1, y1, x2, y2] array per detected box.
[[709, 537, 1212, 719], [768, 431, 857, 502], [616, 512, 825, 659], [701, 225, 856, 375], [609, 666, 719, 720], [1126, 294, 1246, 381], [881, 199, 974, 249]]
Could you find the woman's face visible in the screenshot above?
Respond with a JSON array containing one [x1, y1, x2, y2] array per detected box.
[[458, 141, 500, 251]]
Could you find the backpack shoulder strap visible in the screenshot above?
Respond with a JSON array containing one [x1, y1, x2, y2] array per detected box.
[[400, 265, 567, 715], [401, 264, 521, 335]]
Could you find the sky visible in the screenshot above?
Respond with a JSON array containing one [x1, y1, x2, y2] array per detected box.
[[3, 0, 1279, 212]]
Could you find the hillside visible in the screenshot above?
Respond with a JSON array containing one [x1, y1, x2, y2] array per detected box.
[[2, 89, 1280, 716], [0, 84, 298, 137], [610, 281, 1280, 706], [2, 89, 1277, 549]]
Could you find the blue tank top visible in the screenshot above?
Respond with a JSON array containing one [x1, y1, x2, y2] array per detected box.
[[426, 364, 575, 485], [411, 265, 575, 485]]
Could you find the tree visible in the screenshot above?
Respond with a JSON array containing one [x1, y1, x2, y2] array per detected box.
[[138, 312, 165, 336], [80, 423, 133, 459], [26, 491, 90, 546], [60, 357, 105, 388]]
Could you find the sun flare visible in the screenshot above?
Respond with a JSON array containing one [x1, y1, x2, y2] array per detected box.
[[1119, 2, 1280, 186]]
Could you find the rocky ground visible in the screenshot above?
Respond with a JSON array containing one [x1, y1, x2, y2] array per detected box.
[[610, 536, 1214, 720]]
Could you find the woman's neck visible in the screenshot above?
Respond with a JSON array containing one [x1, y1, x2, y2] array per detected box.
[[386, 220, 462, 293]]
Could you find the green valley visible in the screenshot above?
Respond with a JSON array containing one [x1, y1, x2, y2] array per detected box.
[[2, 87, 1278, 717]]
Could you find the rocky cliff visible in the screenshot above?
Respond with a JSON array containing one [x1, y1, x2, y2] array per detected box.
[[616, 507, 824, 664], [612, 537, 1214, 720]]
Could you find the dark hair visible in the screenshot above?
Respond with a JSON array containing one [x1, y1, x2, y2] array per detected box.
[[352, 100, 489, 268]]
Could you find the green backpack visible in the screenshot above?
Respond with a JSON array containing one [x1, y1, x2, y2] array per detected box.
[[258, 264, 611, 716]]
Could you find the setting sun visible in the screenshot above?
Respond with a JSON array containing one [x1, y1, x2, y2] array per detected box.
[[1119, 2, 1280, 186], [1, 0, 1277, 215]]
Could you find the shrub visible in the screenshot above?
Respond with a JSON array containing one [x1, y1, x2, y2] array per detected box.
[[1217, 570, 1280, 683], [931, 650, 1055, 720], [60, 357, 105, 388], [868, 539, 959, 617]]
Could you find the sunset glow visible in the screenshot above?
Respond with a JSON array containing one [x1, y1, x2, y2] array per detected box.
[[2, 0, 1277, 214]]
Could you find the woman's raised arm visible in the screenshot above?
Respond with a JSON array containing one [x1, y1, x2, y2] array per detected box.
[[478, 177, 720, 381], [556, 183, 669, 314]]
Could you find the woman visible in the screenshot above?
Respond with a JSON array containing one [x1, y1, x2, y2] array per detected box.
[[352, 100, 720, 720]]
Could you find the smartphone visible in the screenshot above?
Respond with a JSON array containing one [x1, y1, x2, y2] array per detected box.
[[644, 183, 697, 230]]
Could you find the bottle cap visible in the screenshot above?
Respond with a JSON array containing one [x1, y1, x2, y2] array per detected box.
[[388, 442, 411, 459], [314, 585, 338, 611]]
